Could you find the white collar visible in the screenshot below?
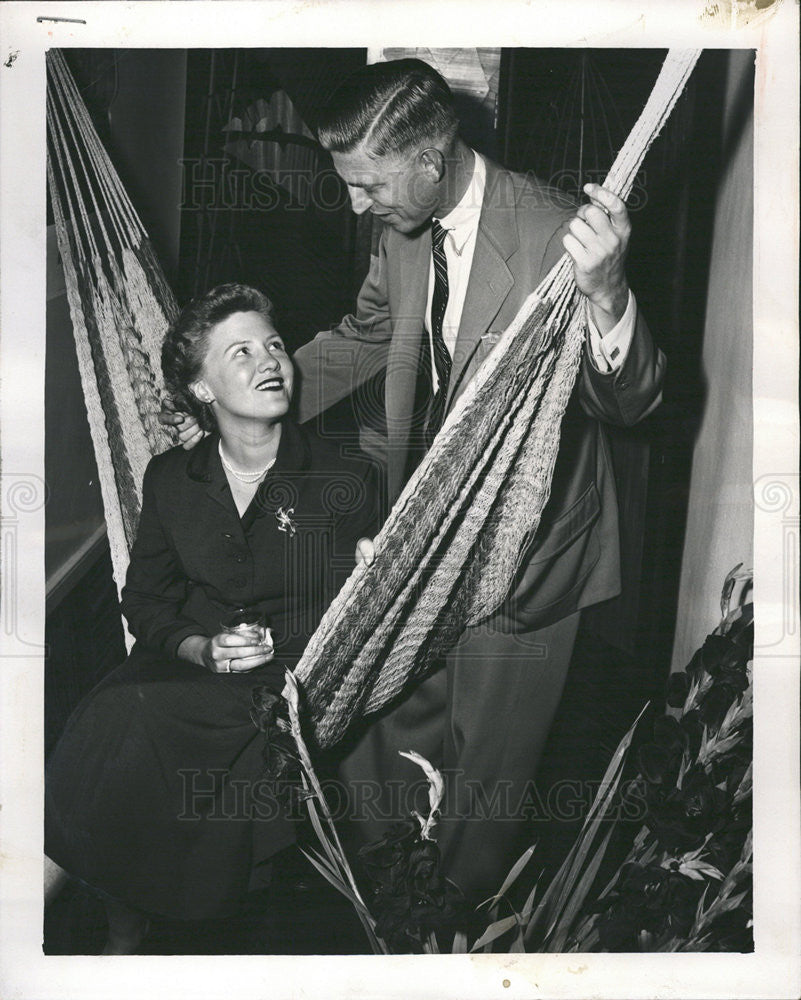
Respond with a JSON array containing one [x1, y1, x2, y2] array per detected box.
[[434, 151, 485, 256]]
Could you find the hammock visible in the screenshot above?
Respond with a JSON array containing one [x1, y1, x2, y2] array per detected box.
[[47, 49, 700, 747], [46, 50, 176, 597]]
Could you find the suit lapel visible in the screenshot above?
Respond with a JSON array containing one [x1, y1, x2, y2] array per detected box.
[[447, 162, 519, 410]]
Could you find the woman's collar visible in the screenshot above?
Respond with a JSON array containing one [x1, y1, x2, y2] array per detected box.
[[270, 418, 312, 476], [185, 419, 311, 483]]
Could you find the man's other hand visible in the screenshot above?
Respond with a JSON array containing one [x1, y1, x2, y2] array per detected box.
[[158, 401, 205, 450], [355, 537, 376, 567], [563, 183, 631, 334]]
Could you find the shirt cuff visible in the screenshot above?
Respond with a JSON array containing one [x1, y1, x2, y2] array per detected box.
[[587, 290, 637, 373]]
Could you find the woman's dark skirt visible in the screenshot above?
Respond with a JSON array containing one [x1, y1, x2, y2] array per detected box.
[[45, 643, 295, 920]]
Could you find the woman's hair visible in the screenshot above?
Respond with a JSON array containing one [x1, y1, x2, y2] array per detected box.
[[316, 58, 458, 158], [161, 283, 275, 432]]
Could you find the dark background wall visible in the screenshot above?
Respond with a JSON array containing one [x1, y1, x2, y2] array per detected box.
[[109, 50, 187, 281]]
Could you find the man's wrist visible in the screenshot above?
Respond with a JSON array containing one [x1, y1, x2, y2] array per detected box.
[[588, 285, 629, 335]]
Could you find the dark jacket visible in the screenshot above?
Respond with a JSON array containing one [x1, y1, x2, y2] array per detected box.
[[121, 419, 381, 661]]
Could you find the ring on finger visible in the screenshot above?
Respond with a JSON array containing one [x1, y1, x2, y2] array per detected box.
[[219, 658, 232, 673]]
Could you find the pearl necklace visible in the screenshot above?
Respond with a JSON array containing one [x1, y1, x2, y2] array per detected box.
[[218, 441, 276, 483]]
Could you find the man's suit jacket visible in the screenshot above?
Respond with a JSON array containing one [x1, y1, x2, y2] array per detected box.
[[294, 157, 666, 633]]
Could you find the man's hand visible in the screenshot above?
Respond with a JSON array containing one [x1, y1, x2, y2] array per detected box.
[[158, 400, 205, 450], [355, 537, 375, 567], [563, 183, 631, 335]]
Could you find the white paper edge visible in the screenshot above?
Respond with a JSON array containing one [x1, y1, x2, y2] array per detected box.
[[0, 2, 798, 998]]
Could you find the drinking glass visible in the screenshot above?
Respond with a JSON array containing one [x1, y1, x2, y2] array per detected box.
[[220, 607, 274, 654]]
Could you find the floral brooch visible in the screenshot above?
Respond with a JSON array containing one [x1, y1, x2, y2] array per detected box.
[[275, 506, 298, 537]]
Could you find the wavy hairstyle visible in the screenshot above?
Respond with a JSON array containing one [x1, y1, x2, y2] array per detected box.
[[161, 283, 275, 432], [316, 58, 458, 158]]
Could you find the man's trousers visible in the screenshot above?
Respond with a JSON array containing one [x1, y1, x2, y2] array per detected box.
[[335, 611, 581, 904]]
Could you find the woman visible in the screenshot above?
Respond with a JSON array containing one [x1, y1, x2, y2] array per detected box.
[[45, 284, 380, 952]]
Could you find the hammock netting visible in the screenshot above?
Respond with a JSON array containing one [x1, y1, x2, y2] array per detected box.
[[46, 50, 177, 590], [47, 48, 700, 747]]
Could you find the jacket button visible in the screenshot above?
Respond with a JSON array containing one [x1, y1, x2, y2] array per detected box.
[[222, 532, 233, 540], [235, 554, 246, 564]]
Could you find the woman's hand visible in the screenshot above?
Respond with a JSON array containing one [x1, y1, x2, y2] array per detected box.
[[178, 631, 274, 674], [355, 537, 375, 567], [158, 400, 206, 451]]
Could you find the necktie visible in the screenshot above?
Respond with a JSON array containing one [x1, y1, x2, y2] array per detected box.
[[425, 218, 452, 447]]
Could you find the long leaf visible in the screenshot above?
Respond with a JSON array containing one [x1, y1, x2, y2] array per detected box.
[[524, 849, 578, 944], [549, 706, 646, 916], [300, 848, 363, 910], [301, 849, 388, 955], [487, 844, 536, 905], [509, 926, 526, 952], [567, 911, 600, 950], [576, 925, 600, 951], [525, 822, 595, 943], [470, 914, 520, 953], [301, 844, 344, 882], [693, 884, 711, 925], [451, 931, 468, 954], [302, 773, 344, 875], [520, 872, 543, 923], [582, 703, 648, 828], [547, 824, 615, 951], [525, 706, 645, 945]]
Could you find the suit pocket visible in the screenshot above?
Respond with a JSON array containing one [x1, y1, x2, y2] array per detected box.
[[494, 482, 602, 632]]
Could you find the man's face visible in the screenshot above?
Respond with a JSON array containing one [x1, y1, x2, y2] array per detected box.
[[331, 143, 440, 234]]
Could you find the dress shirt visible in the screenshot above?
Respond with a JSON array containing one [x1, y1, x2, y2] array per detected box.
[[426, 151, 484, 392], [426, 151, 637, 388]]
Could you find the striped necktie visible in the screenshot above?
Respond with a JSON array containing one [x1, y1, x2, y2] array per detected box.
[[425, 218, 452, 447]]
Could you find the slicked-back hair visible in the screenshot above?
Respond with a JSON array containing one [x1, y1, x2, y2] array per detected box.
[[317, 58, 459, 158], [161, 283, 275, 432]]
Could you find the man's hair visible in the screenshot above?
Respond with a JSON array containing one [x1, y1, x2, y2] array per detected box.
[[161, 283, 275, 432], [316, 58, 458, 158]]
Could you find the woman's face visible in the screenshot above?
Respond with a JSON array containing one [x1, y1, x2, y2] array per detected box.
[[192, 310, 294, 425]]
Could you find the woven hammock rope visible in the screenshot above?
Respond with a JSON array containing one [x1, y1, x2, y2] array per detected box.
[[47, 49, 176, 601], [46, 49, 700, 744]]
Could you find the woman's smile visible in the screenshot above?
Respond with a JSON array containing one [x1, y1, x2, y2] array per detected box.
[[253, 373, 285, 391]]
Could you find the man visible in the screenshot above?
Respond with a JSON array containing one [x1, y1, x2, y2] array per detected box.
[[166, 58, 665, 903]]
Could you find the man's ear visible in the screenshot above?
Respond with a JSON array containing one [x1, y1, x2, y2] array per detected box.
[[419, 146, 446, 183], [190, 379, 214, 405]]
